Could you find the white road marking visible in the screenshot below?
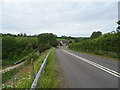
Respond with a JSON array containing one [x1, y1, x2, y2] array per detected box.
[[62, 49, 120, 78]]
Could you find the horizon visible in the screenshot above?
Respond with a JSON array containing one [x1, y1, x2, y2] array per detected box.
[[1, 30, 112, 38]]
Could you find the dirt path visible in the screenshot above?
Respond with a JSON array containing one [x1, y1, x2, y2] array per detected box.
[[0, 61, 26, 73]]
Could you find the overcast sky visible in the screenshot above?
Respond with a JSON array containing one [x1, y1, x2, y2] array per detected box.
[[0, 0, 118, 37]]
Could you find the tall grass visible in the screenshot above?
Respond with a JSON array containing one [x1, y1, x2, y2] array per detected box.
[[2, 49, 50, 89]]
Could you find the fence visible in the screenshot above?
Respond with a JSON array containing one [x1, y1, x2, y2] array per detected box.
[[30, 50, 51, 89]]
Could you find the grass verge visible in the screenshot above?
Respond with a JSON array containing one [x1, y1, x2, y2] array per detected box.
[[2, 49, 50, 89], [69, 48, 119, 61], [37, 48, 60, 88]]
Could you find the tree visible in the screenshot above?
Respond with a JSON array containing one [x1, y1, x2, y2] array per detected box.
[[74, 38, 79, 43], [19, 33, 24, 37], [2, 34, 38, 61], [2, 36, 17, 59], [90, 31, 102, 39], [117, 20, 120, 32], [23, 33, 27, 37], [38, 33, 58, 47], [61, 35, 67, 39]]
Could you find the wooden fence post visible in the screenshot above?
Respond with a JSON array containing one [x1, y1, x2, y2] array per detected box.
[[31, 58, 35, 79]]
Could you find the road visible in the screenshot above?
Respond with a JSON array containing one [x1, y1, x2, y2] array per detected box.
[[56, 46, 119, 88]]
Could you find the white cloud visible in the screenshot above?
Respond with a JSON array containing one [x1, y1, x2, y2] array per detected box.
[[3, 0, 119, 2], [0, 1, 2, 31], [1, 2, 118, 37]]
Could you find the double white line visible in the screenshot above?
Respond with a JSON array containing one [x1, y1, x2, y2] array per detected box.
[[62, 49, 120, 78]]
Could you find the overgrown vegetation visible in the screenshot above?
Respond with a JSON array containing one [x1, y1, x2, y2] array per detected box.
[[37, 48, 60, 88], [2, 50, 39, 84], [69, 30, 120, 60], [2, 35, 38, 66], [2, 33, 58, 66], [2, 61, 33, 88], [38, 33, 58, 46], [90, 31, 102, 39], [34, 50, 49, 74], [2, 64, 24, 84], [2, 32, 59, 89], [2, 49, 50, 89]]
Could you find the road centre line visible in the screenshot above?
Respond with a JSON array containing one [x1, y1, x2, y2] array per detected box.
[[62, 49, 120, 78]]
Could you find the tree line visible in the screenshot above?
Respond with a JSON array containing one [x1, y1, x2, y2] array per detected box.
[[2, 33, 58, 65]]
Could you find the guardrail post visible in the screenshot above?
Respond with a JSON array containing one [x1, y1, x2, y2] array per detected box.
[[31, 58, 35, 79]]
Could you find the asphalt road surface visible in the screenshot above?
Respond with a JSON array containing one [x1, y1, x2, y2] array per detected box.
[[56, 46, 119, 88]]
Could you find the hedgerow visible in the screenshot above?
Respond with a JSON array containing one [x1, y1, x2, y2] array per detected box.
[[69, 31, 120, 59]]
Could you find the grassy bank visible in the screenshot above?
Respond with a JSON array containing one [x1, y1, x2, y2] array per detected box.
[[2, 49, 50, 89], [37, 48, 60, 88], [2, 50, 36, 67]]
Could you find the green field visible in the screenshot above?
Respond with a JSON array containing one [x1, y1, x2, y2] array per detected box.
[[56, 38, 67, 40]]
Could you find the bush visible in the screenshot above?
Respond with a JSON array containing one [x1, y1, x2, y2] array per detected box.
[[38, 44, 51, 53]]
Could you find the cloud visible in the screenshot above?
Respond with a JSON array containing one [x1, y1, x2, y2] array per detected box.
[[3, 0, 119, 2], [0, 2, 2, 30], [1, 2, 118, 37]]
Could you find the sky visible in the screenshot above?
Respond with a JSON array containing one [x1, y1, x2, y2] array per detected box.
[[0, 0, 118, 37]]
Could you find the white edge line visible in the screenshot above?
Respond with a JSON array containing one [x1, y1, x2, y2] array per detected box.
[[62, 49, 120, 78]]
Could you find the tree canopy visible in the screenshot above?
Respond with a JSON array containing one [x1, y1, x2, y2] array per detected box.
[[2, 33, 58, 65], [117, 20, 120, 32], [38, 33, 58, 47], [90, 31, 102, 39]]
